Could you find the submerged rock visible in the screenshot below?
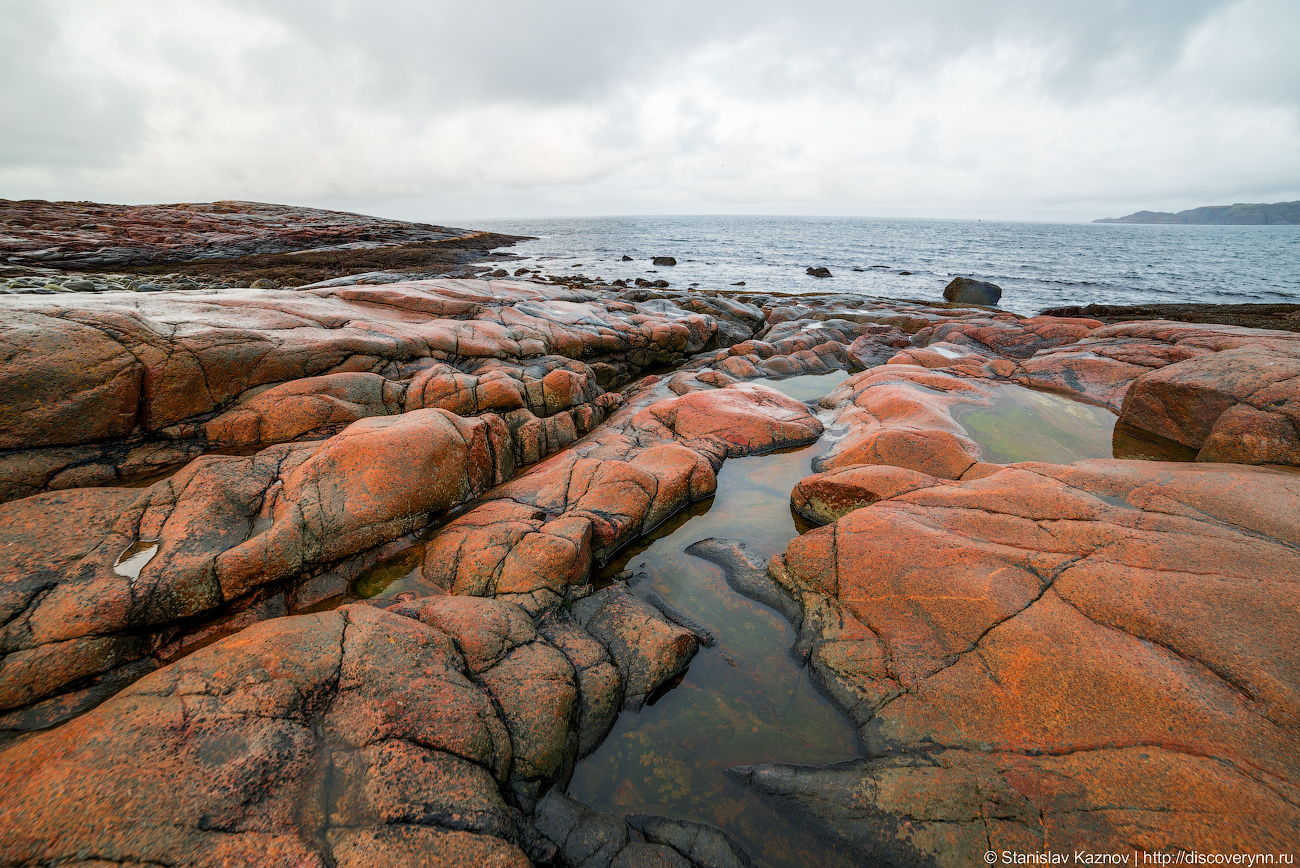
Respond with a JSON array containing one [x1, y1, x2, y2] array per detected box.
[[683, 538, 799, 622], [626, 814, 754, 868], [643, 590, 717, 647], [534, 791, 695, 868]]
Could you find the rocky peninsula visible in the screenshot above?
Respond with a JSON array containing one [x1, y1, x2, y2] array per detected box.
[[0, 202, 1297, 867], [1094, 200, 1300, 225]]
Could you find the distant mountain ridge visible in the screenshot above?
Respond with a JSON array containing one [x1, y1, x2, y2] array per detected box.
[[1094, 200, 1300, 225]]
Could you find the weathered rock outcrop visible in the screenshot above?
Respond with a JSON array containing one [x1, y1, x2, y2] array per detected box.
[[0, 603, 561, 867], [571, 585, 699, 711], [0, 279, 754, 502], [0, 199, 476, 268], [7, 271, 1300, 866], [0, 296, 824, 734], [344, 369, 826, 622], [736, 459, 1300, 863], [812, 365, 996, 480], [0, 407, 514, 726], [789, 464, 943, 526], [834, 314, 1300, 468], [1108, 323, 1300, 464]]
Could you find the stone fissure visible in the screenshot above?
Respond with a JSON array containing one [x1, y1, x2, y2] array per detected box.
[[5, 279, 1300, 865]]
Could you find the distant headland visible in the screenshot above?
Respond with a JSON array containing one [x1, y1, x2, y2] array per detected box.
[[1094, 200, 1299, 224]]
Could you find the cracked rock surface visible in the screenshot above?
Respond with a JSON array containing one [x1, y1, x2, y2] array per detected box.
[[736, 459, 1300, 862], [4, 266, 1300, 866]]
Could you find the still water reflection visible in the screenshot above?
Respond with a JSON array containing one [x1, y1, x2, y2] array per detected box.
[[567, 375, 862, 868]]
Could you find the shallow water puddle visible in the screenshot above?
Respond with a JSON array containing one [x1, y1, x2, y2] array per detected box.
[[954, 382, 1119, 464], [113, 540, 159, 580], [568, 373, 861, 868], [748, 368, 849, 402]]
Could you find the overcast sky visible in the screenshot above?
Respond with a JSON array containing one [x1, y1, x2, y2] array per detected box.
[[2, 0, 1298, 223]]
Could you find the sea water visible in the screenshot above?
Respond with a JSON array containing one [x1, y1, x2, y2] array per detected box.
[[471, 215, 1300, 317]]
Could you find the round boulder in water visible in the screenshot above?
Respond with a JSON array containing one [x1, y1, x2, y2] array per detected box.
[[806, 266, 832, 278], [652, 256, 676, 266], [943, 276, 1002, 305]]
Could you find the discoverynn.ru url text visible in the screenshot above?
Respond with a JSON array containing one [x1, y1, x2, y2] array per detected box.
[[988, 853, 1294, 865]]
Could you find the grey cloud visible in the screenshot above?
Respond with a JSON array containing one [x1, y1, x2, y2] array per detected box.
[[218, 0, 1263, 109], [1, 0, 1296, 218], [0, 1, 145, 169]]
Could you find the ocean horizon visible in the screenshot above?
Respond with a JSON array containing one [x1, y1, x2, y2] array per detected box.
[[472, 214, 1300, 317]]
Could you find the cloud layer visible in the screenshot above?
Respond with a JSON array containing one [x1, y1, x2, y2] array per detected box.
[[2, 0, 1297, 221]]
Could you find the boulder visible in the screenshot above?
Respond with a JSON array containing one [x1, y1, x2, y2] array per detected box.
[[1119, 343, 1300, 465], [652, 256, 677, 266], [806, 266, 832, 278], [942, 276, 1001, 305]]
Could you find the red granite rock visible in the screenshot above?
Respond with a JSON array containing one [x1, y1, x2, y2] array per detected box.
[[570, 586, 699, 711], [753, 459, 1300, 860], [813, 366, 994, 479], [916, 315, 1101, 359], [0, 408, 514, 717], [0, 199, 475, 268], [790, 464, 944, 525], [203, 371, 403, 446], [639, 384, 824, 458], [0, 279, 732, 502], [0, 604, 567, 866], [1120, 344, 1300, 463]]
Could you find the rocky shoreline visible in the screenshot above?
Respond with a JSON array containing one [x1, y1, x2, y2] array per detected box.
[[0, 205, 1298, 867], [1, 199, 530, 293]]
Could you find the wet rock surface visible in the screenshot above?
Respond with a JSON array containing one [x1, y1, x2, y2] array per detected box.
[[3, 259, 1300, 865], [750, 459, 1300, 862], [572, 585, 699, 711], [1043, 300, 1300, 334]]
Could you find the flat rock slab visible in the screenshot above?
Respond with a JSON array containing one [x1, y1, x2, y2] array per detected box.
[[757, 459, 1300, 861]]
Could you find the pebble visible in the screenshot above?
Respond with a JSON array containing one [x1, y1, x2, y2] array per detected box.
[[0, 271, 256, 294]]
